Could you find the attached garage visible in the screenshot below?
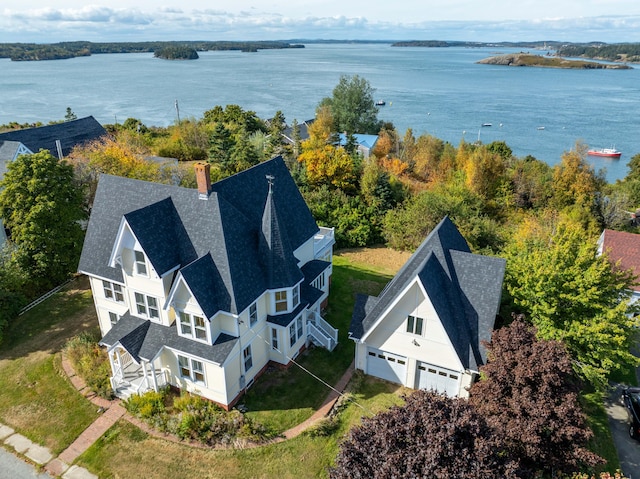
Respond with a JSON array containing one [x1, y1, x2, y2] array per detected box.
[[366, 348, 407, 385], [415, 361, 460, 397]]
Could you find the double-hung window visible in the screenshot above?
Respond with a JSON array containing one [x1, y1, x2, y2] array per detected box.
[[243, 345, 253, 372], [178, 311, 208, 342], [135, 293, 159, 320], [249, 303, 258, 327], [103, 281, 124, 303], [134, 250, 148, 276], [275, 290, 288, 312], [406, 315, 424, 335], [178, 355, 205, 384], [289, 323, 297, 347], [296, 315, 303, 339], [292, 286, 299, 307], [271, 328, 279, 350]]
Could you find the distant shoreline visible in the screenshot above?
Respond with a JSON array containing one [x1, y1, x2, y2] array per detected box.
[[0, 41, 304, 62]]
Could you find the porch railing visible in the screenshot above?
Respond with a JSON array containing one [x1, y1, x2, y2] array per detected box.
[[307, 311, 338, 351]]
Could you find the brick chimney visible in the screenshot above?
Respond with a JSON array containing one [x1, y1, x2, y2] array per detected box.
[[194, 163, 211, 200]]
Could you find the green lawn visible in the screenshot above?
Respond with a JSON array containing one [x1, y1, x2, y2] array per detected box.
[[243, 255, 393, 432], [0, 277, 99, 453]]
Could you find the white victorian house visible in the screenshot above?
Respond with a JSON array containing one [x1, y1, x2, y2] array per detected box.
[[349, 217, 505, 398], [78, 157, 337, 409]]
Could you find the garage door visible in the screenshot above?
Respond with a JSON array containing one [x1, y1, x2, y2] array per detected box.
[[367, 348, 407, 385], [415, 362, 460, 397]]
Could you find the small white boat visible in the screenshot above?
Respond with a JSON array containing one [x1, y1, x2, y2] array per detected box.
[[375, 100, 386, 106], [482, 123, 492, 127]]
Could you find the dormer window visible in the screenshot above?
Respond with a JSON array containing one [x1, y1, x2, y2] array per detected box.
[[178, 311, 209, 342], [134, 250, 148, 276], [275, 290, 288, 312]]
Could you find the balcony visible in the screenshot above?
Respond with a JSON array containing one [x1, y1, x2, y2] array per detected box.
[[314, 226, 335, 258]]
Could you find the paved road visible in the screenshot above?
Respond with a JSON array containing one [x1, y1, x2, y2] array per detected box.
[[606, 384, 640, 479], [0, 447, 51, 479]]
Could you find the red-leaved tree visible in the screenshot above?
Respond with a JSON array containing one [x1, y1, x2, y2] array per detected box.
[[469, 316, 604, 478], [330, 389, 519, 479]]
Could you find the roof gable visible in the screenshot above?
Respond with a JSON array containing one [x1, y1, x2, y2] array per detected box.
[[124, 197, 196, 277], [350, 217, 505, 370]]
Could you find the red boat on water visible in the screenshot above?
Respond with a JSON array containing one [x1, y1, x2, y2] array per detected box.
[[588, 147, 622, 158]]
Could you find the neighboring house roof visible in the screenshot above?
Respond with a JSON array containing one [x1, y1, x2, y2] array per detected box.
[[338, 133, 379, 151], [598, 229, 640, 292], [282, 119, 315, 145], [0, 141, 33, 165], [349, 216, 506, 371], [78, 156, 319, 317], [0, 116, 106, 158]]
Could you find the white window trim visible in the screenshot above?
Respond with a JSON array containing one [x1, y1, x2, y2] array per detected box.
[[133, 250, 148, 277], [406, 315, 424, 336], [289, 323, 297, 347], [249, 302, 258, 327], [108, 311, 120, 325], [177, 354, 206, 385], [275, 289, 288, 313], [177, 311, 209, 343], [292, 285, 300, 308], [296, 315, 303, 339], [271, 327, 279, 350], [103, 280, 125, 303], [243, 345, 253, 372], [134, 292, 160, 320]]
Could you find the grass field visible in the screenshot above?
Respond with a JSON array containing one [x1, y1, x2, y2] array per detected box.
[[0, 249, 627, 477]]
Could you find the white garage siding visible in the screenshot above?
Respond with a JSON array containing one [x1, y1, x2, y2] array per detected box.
[[415, 361, 460, 397], [366, 347, 407, 385]]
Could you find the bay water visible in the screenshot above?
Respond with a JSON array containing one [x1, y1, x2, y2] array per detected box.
[[1, 43, 638, 182]]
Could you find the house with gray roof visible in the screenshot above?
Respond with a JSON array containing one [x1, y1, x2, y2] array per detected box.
[[0, 116, 106, 159], [349, 217, 505, 397], [78, 157, 336, 408]]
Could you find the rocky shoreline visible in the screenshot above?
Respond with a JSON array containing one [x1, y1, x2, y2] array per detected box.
[[477, 53, 632, 69]]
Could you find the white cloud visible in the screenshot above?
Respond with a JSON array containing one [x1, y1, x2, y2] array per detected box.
[[2, 6, 640, 43]]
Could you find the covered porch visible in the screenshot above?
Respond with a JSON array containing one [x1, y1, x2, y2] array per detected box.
[[108, 346, 168, 399]]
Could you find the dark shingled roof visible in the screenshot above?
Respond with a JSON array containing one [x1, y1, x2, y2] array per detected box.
[[124, 197, 196, 277], [259, 183, 304, 289], [80, 156, 320, 360], [100, 313, 238, 365], [0, 116, 107, 158], [348, 216, 505, 371]]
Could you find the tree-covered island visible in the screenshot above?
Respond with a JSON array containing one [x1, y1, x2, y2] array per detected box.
[[0, 40, 304, 61], [154, 45, 199, 60]]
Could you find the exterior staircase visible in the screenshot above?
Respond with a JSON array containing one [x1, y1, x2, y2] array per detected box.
[[307, 311, 338, 351]]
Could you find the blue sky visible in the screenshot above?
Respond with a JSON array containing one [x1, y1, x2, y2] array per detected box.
[[3, 1, 640, 43]]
